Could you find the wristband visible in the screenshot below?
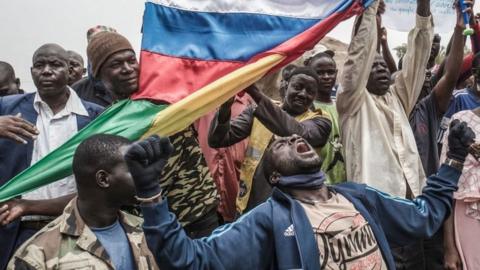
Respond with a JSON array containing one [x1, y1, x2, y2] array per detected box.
[[444, 158, 464, 171], [135, 191, 163, 203]]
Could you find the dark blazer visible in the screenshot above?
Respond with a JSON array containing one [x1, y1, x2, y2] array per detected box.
[[0, 92, 103, 269]]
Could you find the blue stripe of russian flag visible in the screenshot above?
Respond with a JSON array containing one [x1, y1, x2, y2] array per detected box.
[[141, 1, 357, 62]]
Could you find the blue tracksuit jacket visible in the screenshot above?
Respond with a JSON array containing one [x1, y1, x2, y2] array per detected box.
[[140, 165, 461, 269]]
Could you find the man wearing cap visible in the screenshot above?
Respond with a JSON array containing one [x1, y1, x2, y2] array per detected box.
[[0, 43, 104, 269], [72, 25, 117, 107], [87, 31, 220, 237]]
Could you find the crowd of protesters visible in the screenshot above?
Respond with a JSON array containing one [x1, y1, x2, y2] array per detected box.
[[0, 0, 479, 269]]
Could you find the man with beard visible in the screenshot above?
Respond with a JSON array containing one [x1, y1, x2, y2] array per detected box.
[[0, 44, 104, 269], [337, 0, 432, 198], [209, 66, 332, 215], [305, 50, 346, 184], [72, 25, 117, 107], [88, 31, 220, 237], [8, 134, 159, 269], [123, 118, 474, 269]]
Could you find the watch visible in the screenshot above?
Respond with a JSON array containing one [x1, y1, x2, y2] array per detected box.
[[444, 158, 464, 171]]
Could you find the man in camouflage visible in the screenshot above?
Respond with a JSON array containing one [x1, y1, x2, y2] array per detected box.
[[8, 134, 158, 270], [86, 31, 219, 237]]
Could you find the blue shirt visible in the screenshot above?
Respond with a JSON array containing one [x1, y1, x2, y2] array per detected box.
[[437, 88, 480, 145], [91, 220, 135, 270]]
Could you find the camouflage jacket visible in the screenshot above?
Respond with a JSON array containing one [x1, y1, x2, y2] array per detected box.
[[8, 199, 159, 270], [159, 126, 218, 226]]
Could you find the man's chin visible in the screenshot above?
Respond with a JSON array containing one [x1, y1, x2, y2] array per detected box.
[[319, 84, 334, 92], [296, 158, 322, 173], [117, 86, 138, 98]]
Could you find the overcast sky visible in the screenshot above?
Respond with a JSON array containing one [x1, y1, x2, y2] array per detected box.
[[0, 1, 478, 92]]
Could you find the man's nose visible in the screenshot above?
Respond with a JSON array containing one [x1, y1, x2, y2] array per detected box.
[[297, 89, 307, 97], [288, 134, 300, 143], [122, 62, 134, 73], [41, 65, 53, 75], [319, 72, 331, 79]]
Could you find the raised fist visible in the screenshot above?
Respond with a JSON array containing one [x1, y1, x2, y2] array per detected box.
[[447, 119, 476, 163], [124, 135, 174, 199]]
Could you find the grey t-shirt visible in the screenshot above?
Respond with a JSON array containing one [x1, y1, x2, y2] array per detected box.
[[91, 220, 135, 270], [409, 93, 441, 176]]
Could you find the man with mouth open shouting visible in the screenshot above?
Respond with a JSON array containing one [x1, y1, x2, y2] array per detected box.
[[209, 66, 332, 215], [124, 118, 474, 270]]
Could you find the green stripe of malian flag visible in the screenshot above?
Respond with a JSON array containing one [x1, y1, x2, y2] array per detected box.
[[0, 100, 166, 202], [0, 53, 284, 202]]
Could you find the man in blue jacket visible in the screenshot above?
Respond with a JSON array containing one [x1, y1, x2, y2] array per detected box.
[[0, 43, 103, 269], [124, 119, 474, 269]]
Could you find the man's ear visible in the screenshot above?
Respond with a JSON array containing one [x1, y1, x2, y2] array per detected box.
[[15, 78, 20, 88], [68, 65, 74, 77], [96, 170, 110, 188], [269, 171, 281, 185], [82, 68, 87, 76]]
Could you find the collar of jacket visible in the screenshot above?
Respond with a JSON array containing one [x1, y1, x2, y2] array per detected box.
[[57, 198, 144, 267], [270, 185, 396, 270]]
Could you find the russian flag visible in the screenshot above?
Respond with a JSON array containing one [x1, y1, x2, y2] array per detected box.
[[134, 0, 372, 137], [0, 0, 372, 201], [135, 0, 370, 103]]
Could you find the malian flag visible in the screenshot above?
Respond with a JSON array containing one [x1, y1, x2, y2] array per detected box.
[[0, 0, 372, 201]]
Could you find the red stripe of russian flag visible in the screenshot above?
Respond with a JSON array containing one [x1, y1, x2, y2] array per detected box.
[[133, 1, 365, 103]]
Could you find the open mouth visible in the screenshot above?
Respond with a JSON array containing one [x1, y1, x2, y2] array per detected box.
[[296, 141, 311, 153]]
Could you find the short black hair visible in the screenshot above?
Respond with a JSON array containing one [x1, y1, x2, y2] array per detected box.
[[67, 50, 85, 66], [73, 134, 131, 186], [288, 66, 321, 87], [433, 34, 441, 43], [282, 64, 298, 81], [0, 61, 15, 79], [32, 43, 69, 64], [304, 50, 336, 67], [262, 143, 276, 184]]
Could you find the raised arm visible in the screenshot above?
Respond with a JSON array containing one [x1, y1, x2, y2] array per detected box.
[[140, 199, 273, 270], [433, 2, 471, 114], [247, 87, 331, 147], [124, 136, 273, 270], [380, 27, 398, 74], [393, 0, 433, 115], [454, 14, 480, 87], [365, 164, 460, 247], [337, 0, 379, 115], [366, 120, 474, 247], [208, 98, 254, 148]]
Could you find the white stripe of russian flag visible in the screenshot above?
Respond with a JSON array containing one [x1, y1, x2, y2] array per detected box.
[[146, 0, 347, 19]]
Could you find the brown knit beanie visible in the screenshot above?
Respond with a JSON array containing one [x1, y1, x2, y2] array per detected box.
[[87, 32, 134, 78]]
